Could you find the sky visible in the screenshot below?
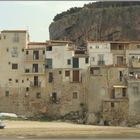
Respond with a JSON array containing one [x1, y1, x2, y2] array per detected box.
[[0, 1, 93, 42]]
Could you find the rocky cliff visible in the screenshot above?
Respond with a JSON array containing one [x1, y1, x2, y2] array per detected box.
[[49, 1, 140, 45]]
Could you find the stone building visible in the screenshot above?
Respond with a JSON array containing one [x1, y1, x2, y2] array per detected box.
[[0, 29, 140, 125]]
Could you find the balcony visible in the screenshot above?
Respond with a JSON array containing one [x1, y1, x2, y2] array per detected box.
[[30, 81, 41, 87], [24, 69, 45, 75], [24, 55, 45, 62], [98, 60, 105, 65]]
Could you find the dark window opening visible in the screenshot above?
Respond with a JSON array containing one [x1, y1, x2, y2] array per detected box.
[[48, 72, 53, 83], [9, 78, 12, 81], [15, 79, 18, 83], [7, 48, 9, 52], [8, 62, 11, 65], [26, 87, 29, 92], [118, 45, 124, 50], [59, 71, 62, 74], [50, 92, 58, 103], [111, 102, 114, 107], [5, 91, 9, 97], [67, 59, 71, 65], [119, 71, 123, 81], [36, 92, 41, 98], [46, 59, 52, 69], [122, 88, 126, 97], [65, 70, 70, 77], [46, 46, 52, 51], [22, 49, 24, 52], [43, 50, 45, 54], [22, 80, 24, 83], [12, 64, 18, 69], [85, 57, 89, 64], [26, 51, 29, 55], [90, 67, 100, 75]]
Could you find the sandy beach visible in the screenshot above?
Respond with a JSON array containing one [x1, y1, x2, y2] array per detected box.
[[0, 120, 140, 138]]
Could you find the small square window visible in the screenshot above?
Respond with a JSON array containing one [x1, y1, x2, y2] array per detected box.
[[36, 92, 41, 98], [5, 91, 9, 97], [43, 50, 45, 54], [111, 102, 114, 107], [27, 78, 29, 81], [26, 87, 29, 92], [22, 80, 24, 83], [67, 59, 71, 65], [22, 49, 24, 52], [96, 46, 99, 49], [12, 64, 18, 69], [8, 62, 11, 65], [65, 70, 70, 77], [7, 48, 9, 52], [9, 78, 12, 81], [26, 51, 29, 55], [59, 71, 62, 74], [46, 46, 52, 51], [15, 79, 18, 83], [73, 92, 78, 99]]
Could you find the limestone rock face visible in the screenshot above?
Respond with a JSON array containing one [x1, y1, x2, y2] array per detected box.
[[49, 2, 140, 45]]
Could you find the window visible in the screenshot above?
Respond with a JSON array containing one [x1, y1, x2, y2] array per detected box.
[[59, 71, 62, 74], [51, 92, 57, 103], [12, 64, 18, 69], [122, 88, 126, 97], [137, 45, 140, 49], [22, 80, 24, 83], [48, 72, 53, 83], [90, 67, 100, 75], [43, 50, 45, 54], [119, 71, 123, 81], [36, 92, 41, 98], [11, 47, 18, 57], [9, 78, 12, 81], [73, 92, 78, 99], [92, 57, 95, 61], [8, 62, 11, 65], [96, 46, 99, 49], [117, 56, 123, 65], [27, 78, 29, 81], [6, 48, 9, 52], [46, 59, 52, 69], [67, 59, 71, 65], [98, 54, 105, 65], [22, 49, 24, 52], [33, 51, 39, 60], [26, 87, 29, 92], [32, 64, 38, 72], [13, 33, 19, 42], [65, 70, 70, 77], [26, 51, 29, 55], [15, 79, 18, 83], [85, 57, 89, 64], [72, 58, 79, 68], [46, 46, 52, 51], [5, 91, 9, 97], [133, 87, 138, 95], [111, 102, 114, 107], [118, 45, 124, 50]]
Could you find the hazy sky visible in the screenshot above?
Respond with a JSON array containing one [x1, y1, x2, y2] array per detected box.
[[0, 1, 93, 42]]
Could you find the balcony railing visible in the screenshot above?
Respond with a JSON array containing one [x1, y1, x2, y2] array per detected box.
[[98, 60, 105, 65], [24, 69, 45, 74], [30, 81, 41, 87], [25, 55, 45, 62]]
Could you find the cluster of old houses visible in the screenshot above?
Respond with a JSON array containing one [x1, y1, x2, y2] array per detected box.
[[0, 30, 140, 125]]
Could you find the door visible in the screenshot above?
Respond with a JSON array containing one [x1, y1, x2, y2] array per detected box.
[[73, 70, 79, 82]]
